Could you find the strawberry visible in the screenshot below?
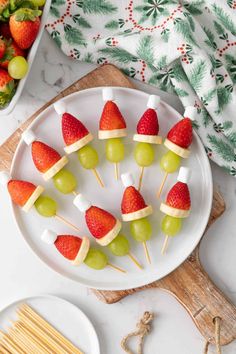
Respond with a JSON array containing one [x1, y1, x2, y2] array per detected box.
[[0, 68, 15, 108], [62, 113, 89, 146], [55, 235, 82, 261], [100, 101, 126, 130], [7, 180, 36, 207], [0, 40, 25, 69], [0, 38, 6, 59], [0, 23, 11, 39], [137, 108, 159, 135], [85, 206, 116, 239], [166, 182, 191, 210], [167, 118, 193, 149], [121, 186, 147, 214], [9, 9, 42, 49], [32, 141, 61, 173]]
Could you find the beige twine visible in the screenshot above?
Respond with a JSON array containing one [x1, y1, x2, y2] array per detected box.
[[204, 317, 222, 354], [121, 311, 154, 354]]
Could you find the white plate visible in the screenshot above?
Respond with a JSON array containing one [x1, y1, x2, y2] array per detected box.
[[0, 0, 51, 116], [0, 294, 100, 354], [10, 87, 213, 290]]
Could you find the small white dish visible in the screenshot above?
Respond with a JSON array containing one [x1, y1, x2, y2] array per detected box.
[[0, 294, 100, 354]]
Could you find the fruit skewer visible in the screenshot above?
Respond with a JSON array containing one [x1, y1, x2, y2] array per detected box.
[[160, 167, 191, 254], [73, 194, 142, 270], [157, 107, 196, 198], [53, 100, 104, 188], [41, 229, 125, 273], [98, 88, 127, 180], [133, 95, 162, 191], [121, 173, 153, 264], [0, 172, 80, 232], [22, 130, 78, 196]]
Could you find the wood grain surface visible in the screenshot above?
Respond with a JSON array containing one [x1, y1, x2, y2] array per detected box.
[[0, 64, 235, 346]]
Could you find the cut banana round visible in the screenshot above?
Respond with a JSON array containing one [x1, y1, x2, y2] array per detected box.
[[64, 133, 93, 154], [160, 202, 190, 218], [98, 129, 127, 140], [164, 139, 190, 158], [133, 134, 162, 144], [42, 156, 68, 181], [96, 219, 122, 246], [122, 205, 153, 222], [22, 185, 44, 212], [72, 237, 90, 266]]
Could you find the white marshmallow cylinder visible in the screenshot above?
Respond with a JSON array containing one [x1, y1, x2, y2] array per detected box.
[[102, 87, 115, 101], [73, 194, 92, 212], [147, 95, 160, 109], [177, 167, 191, 184], [41, 229, 58, 244], [54, 100, 67, 115], [22, 129, 37, 145]]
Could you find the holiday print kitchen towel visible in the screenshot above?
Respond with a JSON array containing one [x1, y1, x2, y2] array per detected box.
[[46, 0, 236, 176]]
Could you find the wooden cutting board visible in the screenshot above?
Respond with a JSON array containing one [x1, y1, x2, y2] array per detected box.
[[0, 64, 235, 346]]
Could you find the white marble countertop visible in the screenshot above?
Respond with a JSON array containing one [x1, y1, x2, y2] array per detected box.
[[0, 31, 235, 354]]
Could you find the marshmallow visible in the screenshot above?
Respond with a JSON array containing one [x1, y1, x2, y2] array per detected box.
[[147, 95, 160, 109], [73, 194, 92, 212], [102, 87, 114, 101], [121, 173, 134, 187], [0, 171, 11, 186], [177, 167, 191, 184], [184, 106, 198, 121], [54, 100, 67, 115], [41, 229, 57, 244], [22, 129, 37, 145]]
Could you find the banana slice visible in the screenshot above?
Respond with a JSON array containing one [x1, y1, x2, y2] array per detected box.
[[43, 156, 68, 181], [64, 133, 93, 154], [164, 139, 190, 158], [133, 134, 162, 144], [122, 205, 153, 222], [72, 237, 90, 266], [96, 219, 122, 246], [98, 129, 127, 140], [160, 202, 190, 218], [22, 185, 44, 212]]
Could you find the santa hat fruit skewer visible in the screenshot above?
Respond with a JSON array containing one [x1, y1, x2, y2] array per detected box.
[[99, 88, 127, 180], [157, 107, 197, 198], [22, 130, 78, 196], [121, 172, 153, 264], [0, 172, 80, 232], [160, 167, 191, 254], [41, 230, 125, 273], [73, 194, 142, 270], [54, 100, 104, 188], [134, 95, 162, 191]]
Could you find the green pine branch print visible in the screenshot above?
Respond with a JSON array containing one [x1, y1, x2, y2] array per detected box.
[[227, 132, 236, 148], [202, 109, 212, 127], [174, 18, 197, 46], [78, 0, 117, 15], [213, 21, 225, 36], [156, 55, 167, 70], [207, 134, 236, 162], [105, 20, 119, 29], [203, 27, 217, 50], [212, 3, 236, 35], [72, 14, 91, 28], [98, 48, 138, 64], [189, 60, 207, 92], [223, 121, 233, 130], [183, 0, 204, 15], [202, 88, 217, 105], [217, 85, 233, 112], [174, 87, 189, 97], [137, 36, 154, 66], [64, 24, 86, 46], [171, 63, 188, 82], [50, 0, 65, 18]]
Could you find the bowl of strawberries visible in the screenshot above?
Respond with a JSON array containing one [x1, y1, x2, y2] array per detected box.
[[0, 0, 51, 115]]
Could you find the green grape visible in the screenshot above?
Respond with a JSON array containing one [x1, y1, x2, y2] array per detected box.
[[8, 56, 28, 79], [108, 234, 130, 257], [106, 138, 125, 163], [161, 215, 182, 236], [34, 196, 57, 217], [77, 144, 99, 169], [160, 151, 181, 173], [130, 217, 152, 242], [134, 142, 154, 167], [30, 0, 46, 5], [84, 248, 108, 270], [53, 169, 77, 194]]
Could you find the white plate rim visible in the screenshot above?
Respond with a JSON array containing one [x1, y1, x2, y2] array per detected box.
[[10, 86, 213, 290]]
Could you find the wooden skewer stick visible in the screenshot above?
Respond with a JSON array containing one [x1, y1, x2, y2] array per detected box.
[[9, 327, 44, 354], [55, 214, 80, 232], [0, 343, 10, 354], [92, 168, 104, 188], [114, 162, 119, 180], [157, 171, 168, 198], [0, 331, 25, 354], [128, 252, 143, 270], [161, 235, 169, 255], [107, 262, 126, 273], [143, 241, 151, 264], [19, 304, 82, 354], [138, 166, 145, 191], [72, 190, 78, 196]]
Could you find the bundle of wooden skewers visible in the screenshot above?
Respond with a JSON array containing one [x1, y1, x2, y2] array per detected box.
[[0, 304, 83, 354]]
